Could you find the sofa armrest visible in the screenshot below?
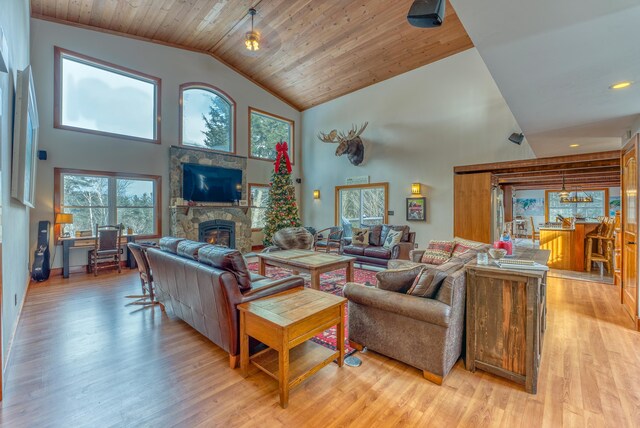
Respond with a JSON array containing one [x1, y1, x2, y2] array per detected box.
[[410, 249, 425, 263], [343, 283, 451, 327], [392, 242, 414, 260], [240, 276, 305, 303]]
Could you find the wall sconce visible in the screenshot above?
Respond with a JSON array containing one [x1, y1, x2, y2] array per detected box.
[[411, 183, 421, 195], [313, 189, 320, 199]]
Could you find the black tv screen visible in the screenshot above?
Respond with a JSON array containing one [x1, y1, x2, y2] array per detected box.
[[182, 163, 242, 203]]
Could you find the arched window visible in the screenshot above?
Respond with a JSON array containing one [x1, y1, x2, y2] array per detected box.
[[180, 83, 235, 153]]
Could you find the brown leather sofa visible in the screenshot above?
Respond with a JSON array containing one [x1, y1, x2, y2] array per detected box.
[[146, 237, 304, 368], [343, 259, 467, 384], [342, 224, 416, 267]]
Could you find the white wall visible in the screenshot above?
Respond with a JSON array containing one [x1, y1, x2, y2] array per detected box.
[[0, 0, 31, 367], [301, 49, 535, 246], [30, 19, 301, 268]]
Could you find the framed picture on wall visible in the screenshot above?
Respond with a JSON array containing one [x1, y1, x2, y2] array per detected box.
[[11, 65, 39, 208], [406, 197, 426, 221]]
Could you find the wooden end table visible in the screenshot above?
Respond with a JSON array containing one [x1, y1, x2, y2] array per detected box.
[[238, 288, 347, 408], [256, 250, 355, 290]]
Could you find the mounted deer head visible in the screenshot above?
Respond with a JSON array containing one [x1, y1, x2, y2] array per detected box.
[[317, 122, 368, 166]]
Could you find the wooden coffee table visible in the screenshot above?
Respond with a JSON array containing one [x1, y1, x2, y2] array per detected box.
[[257, 250, 355, 290], [238, 288, 347, 408]]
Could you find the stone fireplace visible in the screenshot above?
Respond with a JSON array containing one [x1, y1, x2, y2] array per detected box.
[[168, 146, 252, 254], [199, 219, 235, 248]]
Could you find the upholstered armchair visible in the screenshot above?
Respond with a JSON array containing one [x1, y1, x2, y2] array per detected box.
[[343, 260, 467, 384]]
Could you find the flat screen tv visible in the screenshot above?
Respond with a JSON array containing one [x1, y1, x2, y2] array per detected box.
[[182, 163, 242, 203]]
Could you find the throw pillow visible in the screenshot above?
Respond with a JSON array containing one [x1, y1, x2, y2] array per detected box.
[[452, 242, 473, 257], [376, 265, 424, 293], [420, 240, 455, 265], [382, 229, 403, 249], [406, 268, 448, 298], [453, 237, 487, 249], [352, 227, 370, 246]]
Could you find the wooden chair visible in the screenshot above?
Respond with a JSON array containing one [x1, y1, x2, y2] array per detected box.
[[585, 218, 615, 275], [88, 224, 122, 276], [314, 227, 344, 254], [515, 216, 526, 238], [126, 242, 158, 305], [529, 217, 540, 245]]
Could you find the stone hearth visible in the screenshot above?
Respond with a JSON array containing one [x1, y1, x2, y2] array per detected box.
[[170, 207, 251, 254]]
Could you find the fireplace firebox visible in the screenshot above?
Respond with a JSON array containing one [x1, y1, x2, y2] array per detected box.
[[198, 220, 236, 248]]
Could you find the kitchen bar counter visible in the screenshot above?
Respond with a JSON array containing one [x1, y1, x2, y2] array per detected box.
[[538, 222, 599, 271]]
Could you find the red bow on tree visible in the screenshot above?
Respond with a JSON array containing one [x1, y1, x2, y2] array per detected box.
[[275, 141, 292, 173]]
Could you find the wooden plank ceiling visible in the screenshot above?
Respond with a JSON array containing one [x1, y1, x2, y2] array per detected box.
[[30, 0, 473, 110], [454, 151, 621, 190]]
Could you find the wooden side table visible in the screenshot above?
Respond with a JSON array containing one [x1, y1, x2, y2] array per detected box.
[[238, 288, 346, 408]]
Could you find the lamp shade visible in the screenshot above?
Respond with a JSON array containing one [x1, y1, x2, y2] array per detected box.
[[411, 183, 421, 195], [55, 213, 74, 224]]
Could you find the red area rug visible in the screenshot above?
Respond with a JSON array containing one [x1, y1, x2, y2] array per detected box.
[[247, 262, 377, 356]]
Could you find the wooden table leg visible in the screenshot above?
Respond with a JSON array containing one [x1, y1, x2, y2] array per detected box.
[[311, 269, 321, 290], [337, 303, 345, 367], [240, 312, 249, 377], [279, 336, 290, 408], [346, 260, 354, 282], [259, 258, 266, 276]]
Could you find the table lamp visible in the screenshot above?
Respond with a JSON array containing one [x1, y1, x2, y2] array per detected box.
[[55, 213, 73, 238]]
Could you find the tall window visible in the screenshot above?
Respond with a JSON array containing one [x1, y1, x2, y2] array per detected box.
[[55, 47, 160, 143], [55, 168, 161, 238], [249, 183, 271, 230], [249, 107, 294, 162], [335, 183, 389, 235], [180, 83, 235, 153], [546, 189, 608, 221]]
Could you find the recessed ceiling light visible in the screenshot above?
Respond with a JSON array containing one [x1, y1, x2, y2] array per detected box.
[[569, 144, 580, 148], [610, 81, 633, 90]]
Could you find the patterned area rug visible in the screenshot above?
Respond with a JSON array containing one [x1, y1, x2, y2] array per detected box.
[[247, 262, 378, 356]]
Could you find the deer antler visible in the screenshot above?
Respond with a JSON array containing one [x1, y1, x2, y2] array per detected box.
[[338, 122, 368, 141], [317, 129, 340, 143]]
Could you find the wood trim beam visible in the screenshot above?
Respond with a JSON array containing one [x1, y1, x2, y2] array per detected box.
[[455, 150, 621, 174]]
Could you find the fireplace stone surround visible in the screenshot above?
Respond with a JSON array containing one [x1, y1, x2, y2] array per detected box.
[[168, 146, 252, 254]]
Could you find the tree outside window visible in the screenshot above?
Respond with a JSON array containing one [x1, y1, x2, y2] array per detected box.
[[249, 108, 294, 161], [181, 84, 235, 152]]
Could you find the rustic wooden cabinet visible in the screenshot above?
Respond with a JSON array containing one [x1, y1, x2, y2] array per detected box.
[[465, 249, 550, 394]]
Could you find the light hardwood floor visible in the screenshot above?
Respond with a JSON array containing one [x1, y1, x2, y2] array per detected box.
[[1, 271, 639, 427]]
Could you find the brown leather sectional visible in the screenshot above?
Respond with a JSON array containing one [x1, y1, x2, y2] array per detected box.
[[146, 237, 304, 368]]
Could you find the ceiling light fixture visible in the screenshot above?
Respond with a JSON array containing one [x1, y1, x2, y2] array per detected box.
[[245, 8, 260, 51], [610, 81, 632, 90], [569, 144, 580, 148], [559, 173, 570, 198]]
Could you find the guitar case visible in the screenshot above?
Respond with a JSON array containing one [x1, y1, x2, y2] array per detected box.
[[31, 220, 51, 282]]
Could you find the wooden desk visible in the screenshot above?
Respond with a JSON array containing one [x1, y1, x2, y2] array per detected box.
[[466, 249, 550, 394], [238, 288, 346, 408], [59, 234, 137, 278]]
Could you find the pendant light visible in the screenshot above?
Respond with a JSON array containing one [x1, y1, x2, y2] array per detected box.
[[245, 8, 260, 51], [559, 173, 569, 199]]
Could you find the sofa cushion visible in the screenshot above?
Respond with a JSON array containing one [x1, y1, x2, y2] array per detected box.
[[177, 240, 208, 260], [382, 229, 403, 249], [343, 245, 366, 256], [352, 227, 370, 246], [197, 245, 252, 291], [375, 265, 424, 293], [364, 246, 392, 259], [368, 225, 383, 246], [454, 237, 488, 249], [420, 240, 455, 265], [434, 259, 465, 274], [160, 237, 185, 254], [406, 268, 448, 298]]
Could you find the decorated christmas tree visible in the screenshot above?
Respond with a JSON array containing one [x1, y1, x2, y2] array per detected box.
[[263, 142, 301, 245]]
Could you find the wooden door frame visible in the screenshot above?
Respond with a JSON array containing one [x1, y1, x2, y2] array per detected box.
[[621, 134, 639, 330]]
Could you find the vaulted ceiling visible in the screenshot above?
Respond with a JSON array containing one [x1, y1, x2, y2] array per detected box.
[[31, 0, 473, 111]]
